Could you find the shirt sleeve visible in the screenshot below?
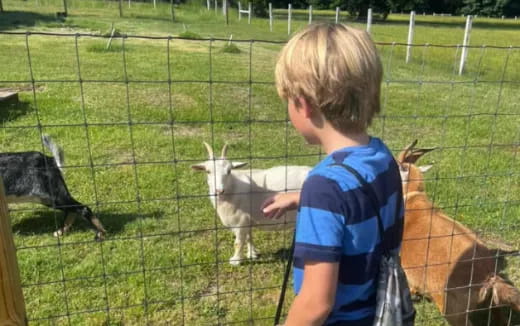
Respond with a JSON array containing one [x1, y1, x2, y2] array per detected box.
[[294, 174, 346, 263]]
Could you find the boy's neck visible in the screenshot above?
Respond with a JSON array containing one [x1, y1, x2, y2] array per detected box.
[[319, 125, 370, 155]]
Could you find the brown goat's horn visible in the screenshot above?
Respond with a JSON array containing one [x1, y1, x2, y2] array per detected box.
[[399, 140, 436, 164], [203, 142, 214, 159], [398, 140, 418, 163]]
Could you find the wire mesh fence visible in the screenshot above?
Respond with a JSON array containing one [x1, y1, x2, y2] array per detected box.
[[0, 30, 519, 325]]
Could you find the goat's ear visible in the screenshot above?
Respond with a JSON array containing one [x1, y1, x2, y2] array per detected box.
[[418, 165, 433, 173], [231, 161, 248, 169], [191, 163, 207, 172]]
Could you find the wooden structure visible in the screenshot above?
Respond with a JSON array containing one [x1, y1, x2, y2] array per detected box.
[[0, 90, 18, 105], [0, 180, 27, 325]]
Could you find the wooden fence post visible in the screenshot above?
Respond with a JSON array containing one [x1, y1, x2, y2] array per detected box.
[[170, 0, 175, 21], [224, 0, 229, 25], [459, 15, 472, 75], [206, 0, 209, 10], [269, 2, 273, 31], [366, 8, 372, 33], [0, 0, 4, 13], [288, 3, 292, 35], [248, 2, 251, 24], [118, 0, 123, 17], [308, 5, 312, 24], [214, 0, 217, 14], [406, 11, 415, 63], [62, 0, 68, 15], [0, 180, 27, 326], [238, 1, 241, 20], [335, 7, 339, 23]]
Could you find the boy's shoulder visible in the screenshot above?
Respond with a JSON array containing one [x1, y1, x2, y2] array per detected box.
[[305, 137, 397, 193]]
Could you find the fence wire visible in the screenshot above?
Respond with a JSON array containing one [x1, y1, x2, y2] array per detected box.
[[0, 31, 519, 325]]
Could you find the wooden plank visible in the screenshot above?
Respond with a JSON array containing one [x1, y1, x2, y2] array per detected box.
[[0, 91, 18, 104], [0, 179, 27, 326]]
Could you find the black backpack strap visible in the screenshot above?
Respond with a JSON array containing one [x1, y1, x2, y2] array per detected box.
[[329, 163, 387, 252], [274, 231, 295, 326]]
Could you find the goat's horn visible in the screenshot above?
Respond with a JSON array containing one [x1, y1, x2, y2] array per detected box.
[[221, 143, 229, 158], [203, 142, 214, 159], [404, 139, 418, 156], [398, 139, 418, 163]]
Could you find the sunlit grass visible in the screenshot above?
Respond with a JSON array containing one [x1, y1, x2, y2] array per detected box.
[[0, 1, 519, 325]]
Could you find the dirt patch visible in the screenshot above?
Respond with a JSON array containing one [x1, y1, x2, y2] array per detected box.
[[172, 93, 197, 108], [1, 84, 46, 93]]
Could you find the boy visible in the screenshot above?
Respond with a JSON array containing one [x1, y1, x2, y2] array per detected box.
[[261, 24, 404, 325]]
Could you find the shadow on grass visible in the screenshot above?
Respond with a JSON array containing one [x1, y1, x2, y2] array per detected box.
[[0, 11, 63, 31], [12, 209, 165, 236], [0, 100, 32, 123]]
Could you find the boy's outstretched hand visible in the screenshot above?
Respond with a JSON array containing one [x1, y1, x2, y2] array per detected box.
[[261, 192, 301, 219]]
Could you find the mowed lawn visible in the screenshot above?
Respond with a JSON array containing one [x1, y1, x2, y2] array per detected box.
[[0, 1, 519, 325]]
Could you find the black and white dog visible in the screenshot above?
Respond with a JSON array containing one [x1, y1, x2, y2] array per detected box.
[[0, 135, 106, 240]]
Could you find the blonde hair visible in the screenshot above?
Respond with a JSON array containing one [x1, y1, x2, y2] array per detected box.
[[275, 23, 383, 133]]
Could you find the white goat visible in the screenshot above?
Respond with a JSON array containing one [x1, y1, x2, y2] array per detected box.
[[191, 142, 311, 265]]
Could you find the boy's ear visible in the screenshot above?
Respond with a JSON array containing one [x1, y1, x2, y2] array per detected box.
[[231, 162, 248, 169], [191, 163, 207, 171], [296, 97, 314, 119]]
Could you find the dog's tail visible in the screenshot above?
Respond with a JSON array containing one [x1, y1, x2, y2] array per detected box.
[[42, 134, 65, 172]]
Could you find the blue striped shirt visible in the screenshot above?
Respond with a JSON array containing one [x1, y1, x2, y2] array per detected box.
[[293, 137, 404, 325]]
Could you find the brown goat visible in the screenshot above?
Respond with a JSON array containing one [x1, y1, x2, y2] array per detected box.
[[397, 140, 520, 326]]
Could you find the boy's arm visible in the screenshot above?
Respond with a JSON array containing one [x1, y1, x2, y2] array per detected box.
[[261, 192, 301, 219], [285, 261, 339, 326]]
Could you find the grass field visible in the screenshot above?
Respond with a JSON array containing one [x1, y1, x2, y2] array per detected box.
[[0, 1, 519, 325]]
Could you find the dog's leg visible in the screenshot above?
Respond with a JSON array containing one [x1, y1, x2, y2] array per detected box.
[[53, 214, 76, 237]]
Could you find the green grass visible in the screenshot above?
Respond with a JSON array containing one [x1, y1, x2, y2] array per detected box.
[[0, 1, 519, 325]]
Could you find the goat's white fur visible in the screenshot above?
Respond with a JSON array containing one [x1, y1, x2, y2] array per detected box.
[[192, 142, 311, 265]]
